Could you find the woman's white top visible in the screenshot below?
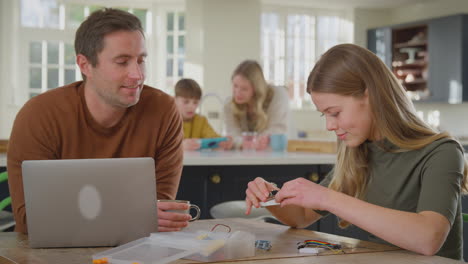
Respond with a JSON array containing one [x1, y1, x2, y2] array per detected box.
[[223, 85, 290, 136]]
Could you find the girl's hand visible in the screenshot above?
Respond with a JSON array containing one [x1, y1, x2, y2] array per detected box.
[[245, 177, 280, 215], [218, 136, 234, 150], [275, 178, 330, 211]]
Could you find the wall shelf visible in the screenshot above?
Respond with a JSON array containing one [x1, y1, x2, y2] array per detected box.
[[368, 14, 468, 103], [394, 41, 428, 49]]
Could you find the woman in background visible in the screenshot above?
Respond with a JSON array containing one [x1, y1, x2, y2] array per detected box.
[[224, 60, 289, 150], [244, 44, 467, 260]]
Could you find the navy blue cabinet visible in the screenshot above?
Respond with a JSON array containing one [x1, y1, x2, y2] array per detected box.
[[176, 164, 333, 231]]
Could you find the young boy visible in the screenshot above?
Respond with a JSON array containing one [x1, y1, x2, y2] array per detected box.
[[174, 78, 230, 150]]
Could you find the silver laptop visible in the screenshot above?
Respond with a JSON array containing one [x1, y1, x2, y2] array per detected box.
[[22, 157, 157, 248]]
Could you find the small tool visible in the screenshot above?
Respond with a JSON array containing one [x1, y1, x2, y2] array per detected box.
[[260, 190, 280, 207]]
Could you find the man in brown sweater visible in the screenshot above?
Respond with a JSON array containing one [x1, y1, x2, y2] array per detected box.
[[7, 8, 190, 233]]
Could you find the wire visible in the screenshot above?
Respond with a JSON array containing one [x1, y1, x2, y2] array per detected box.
[[297, 239, 345, 255], [210, 224, 231, 233]]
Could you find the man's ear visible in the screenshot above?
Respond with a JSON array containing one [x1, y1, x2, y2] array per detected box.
[[76, 54, 91, 78]]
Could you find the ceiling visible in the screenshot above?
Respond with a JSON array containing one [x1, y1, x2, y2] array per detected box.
[[262, 0, 440, 9]]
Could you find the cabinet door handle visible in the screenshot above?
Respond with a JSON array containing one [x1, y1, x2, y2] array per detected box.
[[210, 174, 221, 184], [308, 172, 319, 183]]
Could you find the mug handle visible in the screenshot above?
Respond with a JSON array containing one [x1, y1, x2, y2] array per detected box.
[[189, 204, 201, 222]]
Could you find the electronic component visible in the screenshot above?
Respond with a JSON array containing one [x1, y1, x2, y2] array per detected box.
[[255, 240, 272, 251], [299, 247, 325, 254]]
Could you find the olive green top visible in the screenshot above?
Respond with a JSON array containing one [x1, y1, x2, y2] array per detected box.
[[319, 138, 465, 260]]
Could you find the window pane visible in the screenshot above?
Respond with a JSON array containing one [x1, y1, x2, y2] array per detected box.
[[167, 36, 174, 54], [65, 44, 75, 65], [47, 68, 59, 89], [47, 42, 59, 64], [133, 9, 147, 31], [43, 0, 60, 29], [178, 36, 185, 54], [178, 58, 184, 77], [89, 5, 104, 14], [29, 67, 42, 88], [67, 4, 85, 29], [30, 42, 42, 64], [317, 16, 340, 56], [178, 13, 185, 31], [21, 0, 60, 28], [21, 0, 40, 27], [29, 92, 41, 99], [167, 12, 174, 31], [166, 59, 173, 76], [65, 69, 76, 84]]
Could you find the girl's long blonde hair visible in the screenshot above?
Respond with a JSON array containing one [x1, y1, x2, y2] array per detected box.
[[231, 60, 274, 133], [306, 44, 468, 227]]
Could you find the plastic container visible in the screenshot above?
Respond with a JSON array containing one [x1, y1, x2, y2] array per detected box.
[[92, 230, 255, 264]]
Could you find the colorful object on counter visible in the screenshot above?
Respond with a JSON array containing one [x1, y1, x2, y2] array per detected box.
[[199, 137, 228, 149], [92, 257, 109, 264], [297, 239, 343, 254], [287, 140, 337, 153], [255, 240, 272, 251]]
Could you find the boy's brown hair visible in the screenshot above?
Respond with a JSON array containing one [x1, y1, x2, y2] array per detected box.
[[174, 78, 202, 99]]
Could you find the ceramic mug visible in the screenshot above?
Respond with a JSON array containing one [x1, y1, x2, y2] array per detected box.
[[270, 133, 288, 152], [157, 199, 201, 222]]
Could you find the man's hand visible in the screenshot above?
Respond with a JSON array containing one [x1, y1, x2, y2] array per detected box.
[[157, 201, 192, 232]]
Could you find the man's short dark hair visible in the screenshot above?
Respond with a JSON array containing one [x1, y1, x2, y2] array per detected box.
[[75, 8, 144, 68], [174, 79, 202, 100]]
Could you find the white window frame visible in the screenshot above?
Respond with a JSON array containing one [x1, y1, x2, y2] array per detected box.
[[153, 3, 185, 95], [11, 0, 185, 106], [261, 5, 353, 109]]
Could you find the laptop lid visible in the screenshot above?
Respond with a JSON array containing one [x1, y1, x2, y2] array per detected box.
[[22, 157, 157, 248]]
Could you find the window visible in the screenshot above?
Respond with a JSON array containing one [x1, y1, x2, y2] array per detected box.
[[261, 7, 353, 108], [27, 41, 78, 98], [165, 11, 186, 92], [16, 0, 183, 103]]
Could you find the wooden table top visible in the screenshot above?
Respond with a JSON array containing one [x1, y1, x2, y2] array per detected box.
[[0, 218, 463, 264]]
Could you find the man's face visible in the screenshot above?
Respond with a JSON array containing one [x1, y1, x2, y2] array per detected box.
[[175, 96, 200, 121], [84, 30, 147, 108]]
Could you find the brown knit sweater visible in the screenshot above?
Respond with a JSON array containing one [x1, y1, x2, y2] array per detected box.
[[7, 81, 184, 233]]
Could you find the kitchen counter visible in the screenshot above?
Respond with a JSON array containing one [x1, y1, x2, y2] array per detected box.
[[183, 150, 336, 166], [0, 151, 336, 167], [0, 154, 5, 167], [3, 149, 467, 167]]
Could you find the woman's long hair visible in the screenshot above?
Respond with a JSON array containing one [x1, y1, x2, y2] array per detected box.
[[306, 44, 468, 227], [231, 60, 273, 133]]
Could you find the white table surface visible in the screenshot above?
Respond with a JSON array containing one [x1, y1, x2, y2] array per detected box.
[[183, 150, 335, 166]]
